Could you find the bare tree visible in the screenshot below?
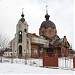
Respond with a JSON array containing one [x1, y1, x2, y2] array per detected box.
[[0, 33, 9, 51], [0, 33, 10, 63]]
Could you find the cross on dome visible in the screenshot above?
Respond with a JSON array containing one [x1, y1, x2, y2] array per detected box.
[[46, 5, 48, 14], [45, 5, 50, 20], [21, 8, 24, 18], [22, 8, 24, 14], [21, 8, 25, 22]]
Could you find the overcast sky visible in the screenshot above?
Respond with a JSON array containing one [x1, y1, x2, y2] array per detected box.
[[0, 0, 74, 49]]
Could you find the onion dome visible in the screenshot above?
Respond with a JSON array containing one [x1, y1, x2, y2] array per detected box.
[[40, 14, 56, 29], [20, 9, 25, 22]]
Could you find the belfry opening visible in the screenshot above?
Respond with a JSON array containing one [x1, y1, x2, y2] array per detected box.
[[19, 31, 22, 43]]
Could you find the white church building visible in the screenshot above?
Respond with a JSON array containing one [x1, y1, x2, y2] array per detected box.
[[10, 12, 32, 57]]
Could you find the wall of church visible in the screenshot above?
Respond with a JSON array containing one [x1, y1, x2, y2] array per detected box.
[[11, 38, 17, 57], [11, 18, 30, 58], [40, 27, 57, 38], [16, 21, 28, 33], [31, 44, 39, 58], [46, 28, 56, 38], [14, 34, 18, 56]]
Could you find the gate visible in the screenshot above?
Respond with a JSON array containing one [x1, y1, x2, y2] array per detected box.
[[73, 57, 75, 68], [43, 56, 58, 67]]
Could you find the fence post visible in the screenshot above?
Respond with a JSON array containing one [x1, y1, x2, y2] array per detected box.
[[25, 53, 27, 65], [1, 55, 2, 63], [11, 53, 13, 63]]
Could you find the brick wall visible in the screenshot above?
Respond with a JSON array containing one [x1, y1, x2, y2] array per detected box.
[[31, 44, 39, 58]]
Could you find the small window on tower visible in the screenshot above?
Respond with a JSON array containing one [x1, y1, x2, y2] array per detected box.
[[24, 29, 26, 32]]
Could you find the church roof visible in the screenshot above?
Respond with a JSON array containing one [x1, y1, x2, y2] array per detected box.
[[40, 11, 56, 30], [50, 35, 60, 40], [53, 38, 63, 46], [27, 33, 39, 38], [40, 20, 56, 30]]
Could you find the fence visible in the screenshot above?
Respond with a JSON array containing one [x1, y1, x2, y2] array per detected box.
[[0, 53, 75, 70]]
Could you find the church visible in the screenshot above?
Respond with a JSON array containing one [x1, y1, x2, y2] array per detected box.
[[4, 8, 70, 58]]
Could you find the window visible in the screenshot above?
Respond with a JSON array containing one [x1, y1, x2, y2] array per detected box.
[[19, 31, 22, 43], [11, 53, 12, 56], [40, 48, 43, 55], [34, 48, 38, 54], [47, 48, 53, 53], [40, 48, 43, 53], [24, 29, 26, 32]]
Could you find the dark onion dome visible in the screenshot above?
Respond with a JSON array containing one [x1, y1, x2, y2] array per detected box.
[[21, 18, 25, 22], [21, 13, 25, 22], [40, 20, 56, 29], [40, 14, 56, 30], [21, 13, 24, 17]]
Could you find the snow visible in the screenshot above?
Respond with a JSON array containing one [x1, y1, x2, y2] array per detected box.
[[0, 63, 73, 74], [58, 57, 73, 68], [0, 57, 74, 74]]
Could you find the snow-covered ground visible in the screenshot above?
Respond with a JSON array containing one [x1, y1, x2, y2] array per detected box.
[[0, 63, 74, 74], [0, 57, 74, 74]]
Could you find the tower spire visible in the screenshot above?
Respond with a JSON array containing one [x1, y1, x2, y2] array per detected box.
[[46, 5, 48, 14], [22, 8, 24, 14], [21, 8, 25, 22], [21, 8, 24, 17], [45, 5, 50, 20]]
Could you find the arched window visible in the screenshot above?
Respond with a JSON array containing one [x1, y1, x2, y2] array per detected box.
[[19, 31, 22, 43]]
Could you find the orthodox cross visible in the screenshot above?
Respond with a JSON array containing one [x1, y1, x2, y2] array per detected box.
[[22, 8, 24, 14], [46, 5, 48, 14]]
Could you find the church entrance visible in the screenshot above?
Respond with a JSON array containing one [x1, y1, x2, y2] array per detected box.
[[19, 45, 22, 56]]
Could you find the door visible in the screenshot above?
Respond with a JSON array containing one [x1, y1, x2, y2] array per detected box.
[[19, 45, 22, 56]]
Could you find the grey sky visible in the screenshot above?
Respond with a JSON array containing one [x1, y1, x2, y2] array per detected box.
[[0, 0, 74, 49]]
